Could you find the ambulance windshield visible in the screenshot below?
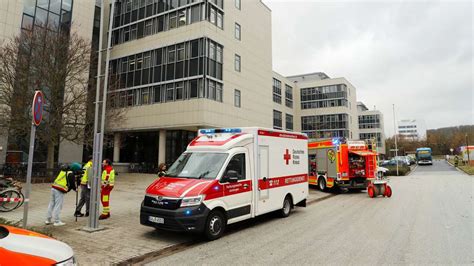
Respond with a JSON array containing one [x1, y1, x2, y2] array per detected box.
[[166, 152, 228, 179]]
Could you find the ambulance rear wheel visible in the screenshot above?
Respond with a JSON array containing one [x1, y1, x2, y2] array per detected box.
[[318, 177, 327, 192], [204, 210, 226, 241], [280, 196, 292, 218]]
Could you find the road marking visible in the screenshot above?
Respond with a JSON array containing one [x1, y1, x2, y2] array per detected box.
[[114, 192, 339, 265]]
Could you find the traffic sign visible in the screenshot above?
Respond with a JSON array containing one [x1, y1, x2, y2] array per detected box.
[[32, 91, 44, 126], [390, 149, 399, 151]]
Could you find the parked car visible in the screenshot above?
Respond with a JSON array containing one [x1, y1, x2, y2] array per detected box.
[[406, 156, 416, 165], [380, 158, 408, 167], [394, 156, 410, 166], [0, 225, 76, 265]]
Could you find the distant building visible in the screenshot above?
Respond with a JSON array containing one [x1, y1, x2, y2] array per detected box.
[[397, 119, 427, 140], [282, 72, 359, 140], [357, 102, 386, 155]]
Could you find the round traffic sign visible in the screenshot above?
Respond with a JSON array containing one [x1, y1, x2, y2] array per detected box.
[[32, 90, 44, 126]]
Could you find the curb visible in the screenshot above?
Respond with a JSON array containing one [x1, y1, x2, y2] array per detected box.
[[446, 160, 471, 175]]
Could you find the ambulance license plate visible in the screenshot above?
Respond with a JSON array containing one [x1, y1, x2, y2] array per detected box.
[[148, 216, 164, 224]]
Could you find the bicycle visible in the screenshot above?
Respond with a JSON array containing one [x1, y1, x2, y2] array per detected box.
[[0, 177, 25, 212]]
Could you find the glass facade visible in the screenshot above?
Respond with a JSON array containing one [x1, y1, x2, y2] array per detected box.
[[285, 84, 293, 108], [108, 37, 223, 107], [360, 132, 382, 148], [301, 114, 349, 139], [22, 0, 73, 32], [359, 114, 381, 129], [300, 84, 348, 109], [111, 0, 223, 46], [273, 78, 281, 104], [273, 110, 282, 129]]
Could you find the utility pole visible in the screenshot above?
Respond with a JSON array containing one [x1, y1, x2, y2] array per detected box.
[[392, 104, 399, 176], [83, 0, 115, 232]]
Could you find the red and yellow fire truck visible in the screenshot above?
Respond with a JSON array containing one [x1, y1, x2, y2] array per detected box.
[[308, 138, 378, 191]]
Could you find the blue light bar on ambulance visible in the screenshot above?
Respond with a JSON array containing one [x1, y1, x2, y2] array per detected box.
[[199, 128, 242, 134]]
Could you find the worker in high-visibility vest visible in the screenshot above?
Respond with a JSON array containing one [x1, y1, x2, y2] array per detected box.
[[99, 159, 115, 220], [45, 163, 81, 226], [74, 156, 93, 217]]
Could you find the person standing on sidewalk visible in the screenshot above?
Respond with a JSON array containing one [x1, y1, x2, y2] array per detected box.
[[45, 163, 80, 226], [74, 156, 93, 217], [99, 159, 115, 220]]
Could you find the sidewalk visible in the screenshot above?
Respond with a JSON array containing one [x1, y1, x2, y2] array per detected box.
[[1, 174, 329, 265]]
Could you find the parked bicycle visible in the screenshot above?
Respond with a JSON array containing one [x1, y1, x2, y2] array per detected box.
[[0, 177, 25, 212]]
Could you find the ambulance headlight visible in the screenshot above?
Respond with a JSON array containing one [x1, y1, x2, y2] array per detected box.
[[56, 256, 76, 266], [180, 195, 204, 207]]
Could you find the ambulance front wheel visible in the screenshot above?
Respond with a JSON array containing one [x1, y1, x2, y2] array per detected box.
[[280, 195, 293, 218], [204, 210, 226, 241]]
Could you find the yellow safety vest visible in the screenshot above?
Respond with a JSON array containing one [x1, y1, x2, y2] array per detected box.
[[101, 168, 115, 187], [52, 171, 71, 192], [81, 161, 93, 185]]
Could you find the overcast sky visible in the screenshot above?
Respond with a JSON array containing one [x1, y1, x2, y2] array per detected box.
[[264, 0, 473, 136]]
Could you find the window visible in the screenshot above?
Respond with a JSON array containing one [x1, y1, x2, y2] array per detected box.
[[273, 110, 282, 129], [166, 83, 174, 101], [222, 153, 246, 181], [141, 88, 150, 104], [22, 14, 34, 30], [210, 8, 216, 24], [235, 0, 241, 10], [234, 89, 241, 107], [144, 20, 152, 35], [216, 13, 223, 29], [233, 23, 242, 41], [285, 84, 293, 108], [286, 114, 293, 131], [273, 78, 282, 104], [35, 7, 48, 27], [178, 10, 186, 27], [169, 12, 177, 29], [234, 54, 241, 72], [216, 83, 223, 102]]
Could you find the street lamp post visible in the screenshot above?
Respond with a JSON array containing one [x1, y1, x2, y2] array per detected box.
[[392, 104, 399, 176], [83, 0, 115, 232]]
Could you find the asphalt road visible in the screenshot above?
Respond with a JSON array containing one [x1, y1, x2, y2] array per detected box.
[[146, 160, 472, 265]]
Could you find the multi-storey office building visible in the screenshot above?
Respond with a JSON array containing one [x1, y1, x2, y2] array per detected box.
[[283, 72, 359, 140], [271, 71, 296, 131], [357, 102, 386, 155], [0, 0, 97, 164], [103, 0, 273, 166], [397, 119, 426, 140]]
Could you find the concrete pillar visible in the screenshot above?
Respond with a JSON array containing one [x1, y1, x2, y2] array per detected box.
[[113, 133, 121, 163], [158, 130, 166, 165]]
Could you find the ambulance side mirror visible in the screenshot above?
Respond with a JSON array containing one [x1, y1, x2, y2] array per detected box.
[[223, 170, 239, 183]]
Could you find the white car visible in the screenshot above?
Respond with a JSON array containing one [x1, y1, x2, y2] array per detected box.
[[0, 225, 76, 265]]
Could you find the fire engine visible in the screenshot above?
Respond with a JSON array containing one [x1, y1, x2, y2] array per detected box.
[[141, 127, 308, 240], [308, 138, 378, 192]]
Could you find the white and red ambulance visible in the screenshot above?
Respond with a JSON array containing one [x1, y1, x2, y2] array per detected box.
[[140, 127, 308, 240]]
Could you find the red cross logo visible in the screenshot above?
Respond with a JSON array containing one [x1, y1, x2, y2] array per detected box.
[[283, 149, 291, 165]]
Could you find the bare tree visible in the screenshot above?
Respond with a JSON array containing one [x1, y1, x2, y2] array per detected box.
[[0, 25, 124, 169]]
